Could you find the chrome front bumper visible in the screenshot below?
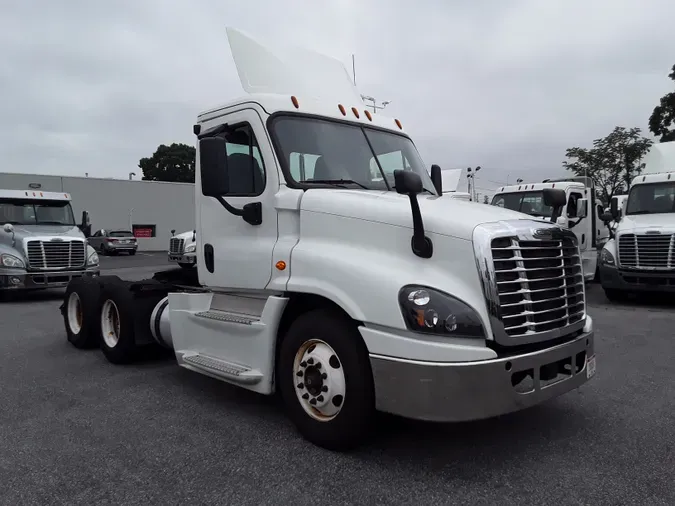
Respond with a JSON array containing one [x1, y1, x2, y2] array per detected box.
[[0, 267, 100, 290], [168, 253, 196, 264], [369, 329, 595, 422]]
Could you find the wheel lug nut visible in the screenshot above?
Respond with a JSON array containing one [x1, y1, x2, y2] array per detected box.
[[307, 358, 314, 365], [317, 395, 324, 402], [315, 362, 321, 369], [302, 393, 309, 399], [309, 398, 317, 405], [321, 386, 328, 392], [321, 373, 327, 379], [296, 371, 303, 377], [297, 383, 304, 389], [300, 361, 307, 367]]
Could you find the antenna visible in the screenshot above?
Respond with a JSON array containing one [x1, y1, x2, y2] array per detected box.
[[352, 54, 356, 86]]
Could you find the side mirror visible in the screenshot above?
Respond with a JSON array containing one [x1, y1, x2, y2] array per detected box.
[[199, 137, 229, 197], [576, 198, 588, 219], [542, 188, 566, 208], [171, 229, 176, 236], [600, 212, 614, 224], [610, 198, 619, 220], [78, 211, 91, 237], [3, 223, 14, 234], [394, 170, 423, 195], [430, 164, 442, 195]]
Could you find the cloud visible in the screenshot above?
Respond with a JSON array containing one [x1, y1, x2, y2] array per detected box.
[[0, 0, 673, 192]]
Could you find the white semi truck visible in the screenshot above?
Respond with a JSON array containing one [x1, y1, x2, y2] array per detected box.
[[599, 141, 675, 300], [168, 229, 197, 268], [491, 177, 609, 281], [59, 28, 596, 451]]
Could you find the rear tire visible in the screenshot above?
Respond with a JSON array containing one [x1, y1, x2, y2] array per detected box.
[[99, 281, 138, 364], [63, 277, 103, 349], [278, 308, 375, 451], [129, 250, 136, 256]]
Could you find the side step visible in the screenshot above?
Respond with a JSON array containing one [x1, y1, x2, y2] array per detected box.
[[194, 309, 263, 326], [180, 352, 263, 385]]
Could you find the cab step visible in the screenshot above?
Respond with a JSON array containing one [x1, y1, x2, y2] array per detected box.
[[180, 352, 263, 384], [194, 309, 263, 326]]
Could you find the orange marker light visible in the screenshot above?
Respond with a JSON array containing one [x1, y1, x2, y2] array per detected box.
[[364, 110, 372, 121], [351, 107, 360, 119], [40, 192, 43, 197], [275, 260, 287, 271], [338, 104, 346, 116], [291, 96, 299, 109], [395, 119, 403, 130]]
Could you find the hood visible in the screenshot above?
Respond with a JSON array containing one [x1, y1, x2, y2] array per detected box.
[[300, 190, 543, 240], [174, 230, 196, 242], [617, 213, 675, 233], [3, 224, 84, 241]]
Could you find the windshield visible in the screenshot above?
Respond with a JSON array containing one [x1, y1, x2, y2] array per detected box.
[[109, 231, 133, 237], [270, 116, 437, 194], [626, 182, 675, 215], [491, 191, 554, 218], [0, 199, 76, 226]]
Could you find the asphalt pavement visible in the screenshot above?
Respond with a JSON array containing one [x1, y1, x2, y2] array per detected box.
[[1, 256, 674, 505]]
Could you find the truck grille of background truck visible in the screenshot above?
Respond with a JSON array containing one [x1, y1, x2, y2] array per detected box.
[[490, 235, 585, 338], [169, 238, 185, 255], [618, 232, 674, 269], [26, 240, 86, 270]]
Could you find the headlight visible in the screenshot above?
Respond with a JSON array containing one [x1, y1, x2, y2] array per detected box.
[[398, 285, 485, 338], [87, 251, 99, 266], [184, 243, 196, 253], [600, 248, 615, 266], [1, 253, 25, 268]]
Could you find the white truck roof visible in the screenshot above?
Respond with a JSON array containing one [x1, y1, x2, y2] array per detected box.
[[641, 141, 675, 175], [495, 180, 585, 194], [198, 28, 406, 135], [0, 189, 72, 201]]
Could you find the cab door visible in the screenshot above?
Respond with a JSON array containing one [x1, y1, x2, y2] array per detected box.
[[196, 107, 280, 291]]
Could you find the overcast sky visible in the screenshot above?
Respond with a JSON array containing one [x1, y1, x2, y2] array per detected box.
[[1, 0, 673, 196]]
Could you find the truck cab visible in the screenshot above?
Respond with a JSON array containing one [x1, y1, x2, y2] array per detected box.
[[599, 141, 675, 300], [61, 27, 595, 451], [0, 190, 99, 291], [491, 177, 608, 281]]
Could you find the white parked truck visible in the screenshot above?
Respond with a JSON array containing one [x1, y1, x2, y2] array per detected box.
[[59, 28, 596, 451], [168, 229, 197, 268], [599, 141, 675, 300], [0, 189, 99, 292], [491, 177, 609, 281]]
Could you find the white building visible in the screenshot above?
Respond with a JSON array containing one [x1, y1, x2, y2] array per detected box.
[[0, 172, 195, 251]]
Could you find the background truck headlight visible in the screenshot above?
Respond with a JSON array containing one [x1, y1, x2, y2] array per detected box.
[[184, 243, 196, 253], [87, 251, 99, 266], [398, 285, 485, 338], [1, 253, 25, 268], [600, 248, 615, 266]]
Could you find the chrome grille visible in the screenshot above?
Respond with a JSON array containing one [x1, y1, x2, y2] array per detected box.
[[618, 233, 674, 269], [491, 236, 584, 338], [169, 238, 185, 255], [26, 240, 86, 270]]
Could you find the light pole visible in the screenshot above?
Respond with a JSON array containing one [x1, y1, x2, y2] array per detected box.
[[129, 172, 136, 180], [466, 166, 481, 201]]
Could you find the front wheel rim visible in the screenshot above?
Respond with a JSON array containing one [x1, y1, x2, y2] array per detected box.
[[101, 299, 121, 348], [67, 292, 83, 334], [293, 339, 346, 422]]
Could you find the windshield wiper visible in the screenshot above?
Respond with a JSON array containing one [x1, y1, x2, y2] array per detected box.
[[626, 210, 653, 215], [308, 179, 370, 190], [37, 221, 71, 225]]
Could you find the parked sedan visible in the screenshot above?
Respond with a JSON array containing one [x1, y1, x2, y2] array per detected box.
[[88, 229, 138, 255]]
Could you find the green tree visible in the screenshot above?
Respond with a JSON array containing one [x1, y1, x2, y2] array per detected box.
[[648, 64, 675, 142], [563, 126, 653, 203], [139, 143, 196, 183]]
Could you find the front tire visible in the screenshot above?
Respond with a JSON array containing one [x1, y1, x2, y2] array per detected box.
[[178, 262, 193, 269], [604, 288, 627, 302], [278, 308, 375, 451]]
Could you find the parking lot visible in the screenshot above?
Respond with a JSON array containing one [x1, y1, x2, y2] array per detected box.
[[1, 254, 673, 505]]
